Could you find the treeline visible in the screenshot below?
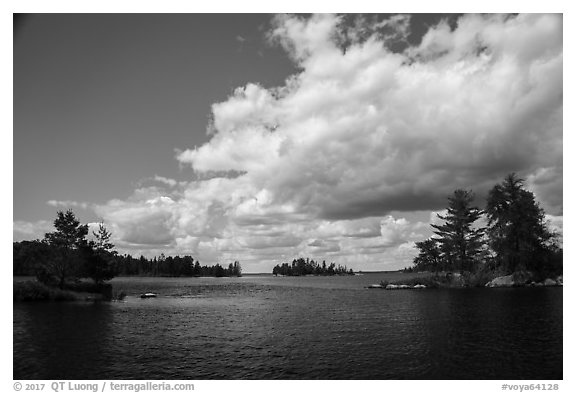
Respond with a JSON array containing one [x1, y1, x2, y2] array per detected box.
[[111, 254, 241, 277], [409, 173, 562, 280], [272, 258, 353, 276], [13, 210, 242, 288]]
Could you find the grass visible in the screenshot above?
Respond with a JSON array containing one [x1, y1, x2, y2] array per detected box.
[[14, 280, 79, 301], [462, 269, 500, 287], [13, 279, 113, 301]]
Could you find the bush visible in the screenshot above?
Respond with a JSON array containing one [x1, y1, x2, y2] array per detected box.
[[13, 280, 113, 301], [14, 281, 78, 301], [463, 268, 500, 287]]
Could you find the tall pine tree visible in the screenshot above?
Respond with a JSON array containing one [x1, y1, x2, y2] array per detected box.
[[431, 189, 484, 273], [83, 222, 117, 285], [41, 210, 89, 288]]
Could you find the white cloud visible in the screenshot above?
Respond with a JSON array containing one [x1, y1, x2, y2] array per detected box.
[[47, 200, 91, 210], [13, 220, 53, 242], [92, 14, 562, 272], [152, 175, 179, 188]]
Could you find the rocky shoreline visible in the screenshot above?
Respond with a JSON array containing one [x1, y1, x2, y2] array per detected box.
[[367, 271, 563, 290], [485, 272, 563, 288]]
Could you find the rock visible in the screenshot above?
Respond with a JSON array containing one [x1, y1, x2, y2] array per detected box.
[[486, 274, 515, 288], [413, 284, 427, 289], [385, 284, 399, 290], [140, 293, 157, 298], [543, 278, 557, 287], [367, 284, 383, 289], [398, 284, 410, 289], [486, 271, 534, 288], [556, 275, 563, 286]]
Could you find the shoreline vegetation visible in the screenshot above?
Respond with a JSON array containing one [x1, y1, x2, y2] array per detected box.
[[389, 173, 563, 290], [13, 210, 245, 302], [13, 280, 113, 302]]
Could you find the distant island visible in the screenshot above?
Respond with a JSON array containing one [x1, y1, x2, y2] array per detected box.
[[272, 257, 353, 276]]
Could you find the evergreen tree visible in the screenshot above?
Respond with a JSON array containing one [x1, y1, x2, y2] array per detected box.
[[83, 222, 117, 285], [41, 210, 89, 288], [485, 173, 555, 274], [413, 238, 442, 272], [431, 190, 484, 273], [232, 261, 242, 276]]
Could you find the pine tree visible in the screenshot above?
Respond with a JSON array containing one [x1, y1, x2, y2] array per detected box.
[[485, 173, 554, 274], [41, 210, 89, 288], [83, 222, 117, 285], [413, 238, 442, 272], [431, 190, 484, 273]]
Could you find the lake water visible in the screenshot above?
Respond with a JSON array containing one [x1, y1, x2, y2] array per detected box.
[[13, 273, 562, 379]]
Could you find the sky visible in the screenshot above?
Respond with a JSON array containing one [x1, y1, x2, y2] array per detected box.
[[13, 13, 563, 273]]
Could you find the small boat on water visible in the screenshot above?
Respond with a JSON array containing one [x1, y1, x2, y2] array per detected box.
[[140, 293, 157, 298]]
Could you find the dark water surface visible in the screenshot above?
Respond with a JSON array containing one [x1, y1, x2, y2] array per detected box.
[[13, 274, 562, 379]]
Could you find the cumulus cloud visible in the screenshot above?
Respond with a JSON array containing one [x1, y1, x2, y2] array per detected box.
[[47, 200, 91, 210], [13, 220, 54, 242], [94, 14, 562, 271]]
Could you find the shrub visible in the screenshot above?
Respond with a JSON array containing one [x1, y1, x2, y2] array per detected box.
[[464, 268, 499, 287], [14, 281, 78, 301]]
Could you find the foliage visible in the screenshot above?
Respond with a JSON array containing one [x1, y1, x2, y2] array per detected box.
[[13, 280, 78, 301], [485, 173, 557, 275], [13, 210, 118, 289], [83, 223, 117, 285], [40, 210, 89, 288], [109, 254, 243, 277], [413, 238, 443, 272], [13, 240, 52, 276], [228, 261, 242, 277], [431, 189, 485, 273], [272, 258, 353, 276], [411, 174, 562, 279], [44, 210, 89, 249], [462, 266, 500, 288]]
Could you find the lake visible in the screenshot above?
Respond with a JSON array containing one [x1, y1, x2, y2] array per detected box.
[[13, 273, 562, 379]]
